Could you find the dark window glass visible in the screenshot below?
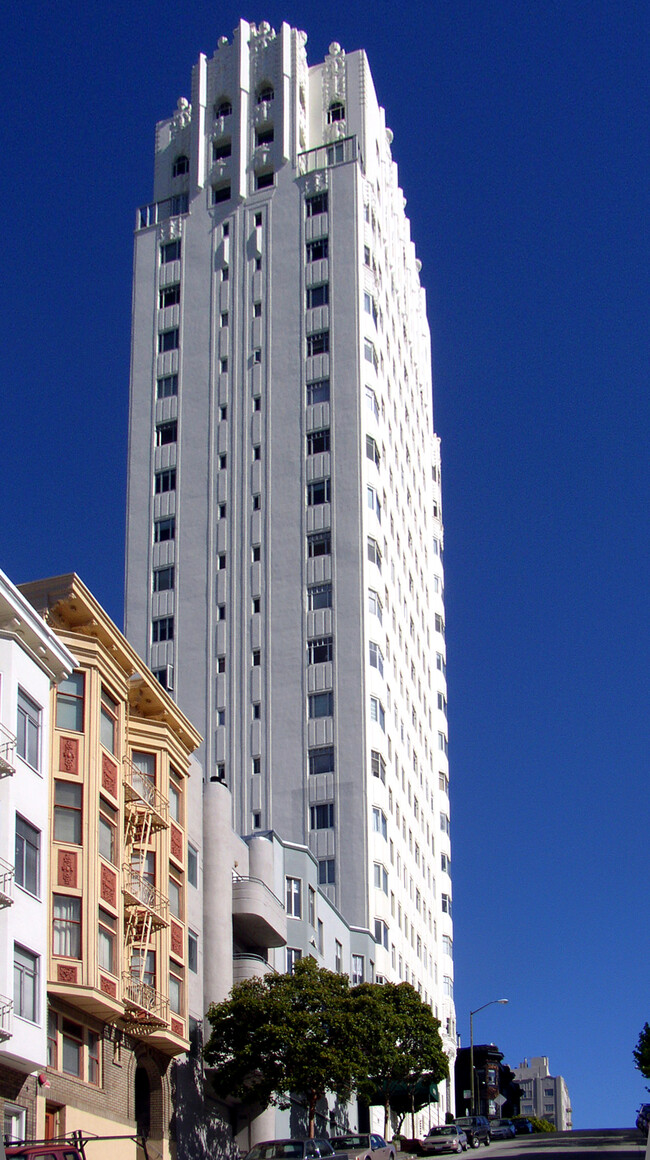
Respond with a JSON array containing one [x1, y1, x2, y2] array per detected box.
[[215, 100, 232, 117], [307, 637, 333, 664], [155, 468, 176, 494], [157, 374, 178, 399], [306, 193, 328, 217], [56, 672, 84, 732], [308, 584, 332, 610], [308, 692, 333, 719], [155, 518, 175, 542], [54, 781, 82, 844], [256, 127, 274, 146], [156, 421, 177, 446], [161, 240, 181, 263], [213, 140, 232, 160], [307, 479, 330, 505], [212, 184, 231, 204], [153, 566, 174, 592], [306, 379, 330, 405], [158, 329, 179, 353], [15, 816, 40, 896], [172, 155, 189, 177], [310, 803, 334, 829], [307, 532, 331, 558], [159, 283, 180, 308], [256, 171, 274, 190], [309, 747, 335, 776], [307, 331, 329, 356], [152, 617, 174, 643], [307, 239, 328, 262], [307, 284, 329, 309], [307, 429, 330, 455]]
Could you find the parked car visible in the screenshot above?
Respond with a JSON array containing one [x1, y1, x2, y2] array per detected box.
[[330, 1134, 394, 1160], [488, 1120, 515, 1140], [512, 1119, 534, 1135], [453, 1118, 491, 1148], [244, 1142, 349, 1160], [420, 1126, 468, 1154]]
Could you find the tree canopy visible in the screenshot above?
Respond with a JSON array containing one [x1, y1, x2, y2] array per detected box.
[[204, 964, 449, 1139], [353, 981, 449, 1135], [204, 958, 365, 1136], [634, 1023, 650, 1080]]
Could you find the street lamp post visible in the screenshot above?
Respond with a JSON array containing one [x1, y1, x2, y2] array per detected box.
[[469, 999, 508, 1116]]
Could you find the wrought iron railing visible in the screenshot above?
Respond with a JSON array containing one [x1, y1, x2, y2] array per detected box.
[[123, 756, 169, 826], [0, 721, 16, 776], [0, 857, 14, 907], [0, 993, 13, 1040]]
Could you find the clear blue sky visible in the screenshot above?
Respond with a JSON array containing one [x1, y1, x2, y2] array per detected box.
[[2, 0, 649, 1131]]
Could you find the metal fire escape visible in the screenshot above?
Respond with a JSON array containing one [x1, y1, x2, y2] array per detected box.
[[122, 754, 169, 1034]]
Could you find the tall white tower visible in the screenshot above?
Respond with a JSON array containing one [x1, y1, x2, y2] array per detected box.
[[125, 18, 456, 1099]]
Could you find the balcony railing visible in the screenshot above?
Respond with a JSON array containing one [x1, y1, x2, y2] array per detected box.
[[123, 757, 168, 829], [136, 193, 189, 230], [122, 866, 169, 928], [0, 994, 13, 1040], [232, 873, 284, 909], [0, 722, 16, 777], [122, 974, 169, 1030], [0, 857, 14, 908], [298, 135, 360, 177], [233, 952, 277, 973]]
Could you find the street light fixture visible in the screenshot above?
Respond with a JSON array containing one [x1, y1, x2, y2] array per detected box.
[[469, 999, 509, 1115]]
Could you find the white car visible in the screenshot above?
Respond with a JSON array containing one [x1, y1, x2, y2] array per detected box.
[[421, 1126, 469, 1154], [330, 1134, 395, 1160]]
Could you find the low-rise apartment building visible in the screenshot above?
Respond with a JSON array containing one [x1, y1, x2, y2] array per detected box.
[[18, 574, 202, 1159], [0, 567, 76, 1143]]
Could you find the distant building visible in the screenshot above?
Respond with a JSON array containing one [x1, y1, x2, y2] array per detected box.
[[513, 1057, 572, 1131], [454, 1044, 521, 1121]]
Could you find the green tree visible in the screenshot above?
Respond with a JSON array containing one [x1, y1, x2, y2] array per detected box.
[[353, 982, 449, 1137], [204, 958, 364, 1137], [634, 1023, 650, 1081]]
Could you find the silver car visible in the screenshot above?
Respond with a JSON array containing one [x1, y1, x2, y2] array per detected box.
[[421, 1126, 469, 1154], [330, 1134, 395, 1160]]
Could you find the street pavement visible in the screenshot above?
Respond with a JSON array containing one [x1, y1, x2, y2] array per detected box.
[[481, 1130, 646, 1159]]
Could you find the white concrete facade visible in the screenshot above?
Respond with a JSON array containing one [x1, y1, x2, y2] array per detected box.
[[514, 1057, 573, 1131], [125, 19, 456, 1113], [0, 568, 75, 1082]]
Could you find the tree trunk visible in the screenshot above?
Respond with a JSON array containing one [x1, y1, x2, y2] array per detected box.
[[309, 1092, 317, 1138], [384, 1097, 390, 1139], [411, 1093, 415, 1139]]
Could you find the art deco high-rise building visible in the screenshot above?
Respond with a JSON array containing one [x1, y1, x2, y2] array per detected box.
[[125, 18, 455, 1089]]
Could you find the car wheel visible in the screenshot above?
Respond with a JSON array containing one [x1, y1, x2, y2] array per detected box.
[[471, 1139, 480, 1149], [484, 1138, 490, 1147]]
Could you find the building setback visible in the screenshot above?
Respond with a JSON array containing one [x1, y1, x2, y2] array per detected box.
[[125, 17, 456, 1117]]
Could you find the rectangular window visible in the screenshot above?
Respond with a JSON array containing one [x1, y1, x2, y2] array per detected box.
[[158, 329, 179, 354], [169, 876, 182, 920], [435, 614, 445, 638], [156, 420, 177, 445], [213, 140, 232, 160], [161, 240, 181, 263], [307, 637, 333, 664], [374, 919, 389, 949], [307, 479, 331, 505], [88, 1029, 100, 1086], [436, 652, 447, 677], [4, 1103, 26, 1144], [367, 485, 381, 520], [256, 171, 274, 190], [372, 807, 387, 840], [307, 531, 331, 558], [286, 877, 301, 917], [366, 435, 380, 466], [308, 583, 332, 610], [442, 934, 453, 957], [319, 859, 336, 886], [371, 750, 386, 782], [308, 886, 316, 927], [369, 641, 384, 675], [153, 566, 175, 593], [159, 283, 180, 308], [286, 947, 302, 974], [169, 772, 181, 823], [157, 373, 178, 399], [307, 239, 328, 262], [351, 954, 364, 985], [154, 517, 175, 542], [365, 386, 379, 420], [306, 192, 328, 217], [14, 945, 38, 1021], [368, 589, 383, 622], [306, 284, 329, 309], [61, 1019, 83, 1076], [367, 538, 382, 571], [370, 696, 385, 731], [56, 672, 84, 732], [309, 746, 335, 776], [308, 692, 333, 719], [374, 863, 388, 894], [53, 895, 81, 958], [188, 929, 199, 973], [98, 907, 117, 973], [15, 816, 40, 896], [132, 751, 156, 801], [100, 687, 118, 753], [99, 799, 117, 864], [441, 894, 452, 916], [155, 468, 177, 493], [306, 379, 330, 405], [188, 843, 198, 887], [212, 183, 231, 204], [54, 781, 82, 844], [310, 803, 334, 830], [17, 689, 40, 770], [152, 617, 174, 643], [307, 429, 330, 455]]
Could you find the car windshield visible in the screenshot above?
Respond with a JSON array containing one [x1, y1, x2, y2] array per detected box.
[[454, 1120, 472, 1127], [333, 1139, 368, 1150], [430, 1128, 456, 1136]]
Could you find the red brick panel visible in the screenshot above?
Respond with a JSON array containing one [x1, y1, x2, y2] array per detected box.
[[100, 865, 117, 907], [59, 736, 79, 774], [57, 849, 78, 888], [101, 753, 118, 797]]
